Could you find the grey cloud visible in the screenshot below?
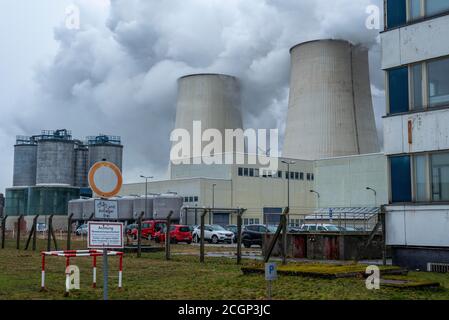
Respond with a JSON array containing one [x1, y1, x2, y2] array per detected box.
[[0, 0, 385, 191]]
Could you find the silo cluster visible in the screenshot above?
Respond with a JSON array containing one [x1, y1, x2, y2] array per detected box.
[[12, 130, 123, 188]]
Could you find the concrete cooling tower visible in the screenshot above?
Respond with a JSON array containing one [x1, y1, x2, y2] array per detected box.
[[283, 39, 379, 160], [174, 74, 243, 156]]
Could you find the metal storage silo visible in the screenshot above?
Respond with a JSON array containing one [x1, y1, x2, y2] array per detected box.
[[132, 196, 155, 219], [36, 130, 75, 186], [74, 143, 88, 188], [174, 74, 243, 156], [68, 199, 84, 220], [153, 194, 183, 220], [283, 39, 379, 160], [13, 137, 37, 187], [87, 135, 123, 171]]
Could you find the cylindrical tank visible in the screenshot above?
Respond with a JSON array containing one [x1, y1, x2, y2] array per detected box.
[[68, 199, 84, 220], [132, 196, 155, 219], [74, 145, 88, 188], [13, 144, 37, 187], [283, 39, 379, 160], [36, 140, 75, 185], [113, 197, 134, 220], [87, 135, 123, 171], [174, 74, 243, 156], [153, 194, 183, 220]]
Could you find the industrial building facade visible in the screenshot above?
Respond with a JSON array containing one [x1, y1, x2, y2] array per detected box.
[[383, 0, 449, 269]]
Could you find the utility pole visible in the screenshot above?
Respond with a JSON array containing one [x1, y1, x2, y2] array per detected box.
[[140, 175, 154, 219]]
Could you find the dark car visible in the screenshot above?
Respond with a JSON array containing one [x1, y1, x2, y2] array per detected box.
[[224, 225, 239, 243], [241, 224, 277, 248]]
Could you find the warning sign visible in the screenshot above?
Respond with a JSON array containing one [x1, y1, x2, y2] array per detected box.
[[87, 222, 124, 249]]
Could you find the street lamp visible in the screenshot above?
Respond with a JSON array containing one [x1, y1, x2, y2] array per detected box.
[[309, 190, 320, 208], [140, 175, 154, 219], [281, 160, 296, 210], [366, 187, 377, 206]]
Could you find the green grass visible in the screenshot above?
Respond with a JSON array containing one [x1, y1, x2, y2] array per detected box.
[[1, 239, 449, 300]]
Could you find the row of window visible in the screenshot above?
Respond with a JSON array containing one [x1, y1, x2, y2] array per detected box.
[[183, 196, 199, 203], [387, 0, 449, 29], [390, 151, 449, 203], [243, 218, 260, 225], [237, 167, 314, 181], [388, 55, 449, 115]]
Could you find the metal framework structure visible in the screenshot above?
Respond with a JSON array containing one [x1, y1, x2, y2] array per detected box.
[[86, 135, 121, 145], [40, 249, 123, 293]]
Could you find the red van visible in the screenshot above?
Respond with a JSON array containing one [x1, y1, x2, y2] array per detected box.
[[130, 220, 166, 240], [154, 225, 192, 244]]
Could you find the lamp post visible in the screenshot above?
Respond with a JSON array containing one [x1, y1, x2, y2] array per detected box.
[[281, 160, 296, 225], [140, 175, 153, 219], [366, 187, 377, 206], [310, 190, 320, 224]]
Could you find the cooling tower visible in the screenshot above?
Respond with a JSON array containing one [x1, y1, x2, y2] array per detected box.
[[283, 39, 379, 160], [174, 74, 243, 156]]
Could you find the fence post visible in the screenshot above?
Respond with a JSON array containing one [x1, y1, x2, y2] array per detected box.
[[47, 215, 53, 251], [236, 209, 245, 265], [282, 212, 288, 265], [165, 211, 173, 261], [1, 215, 7, 249], [137, 212, 144, 258], [16, 215, 24, 250], [200, 209, 207, 263], [265, 207, 289, 263], [67, 213, 74, 250], [25, 215, 39, 250]]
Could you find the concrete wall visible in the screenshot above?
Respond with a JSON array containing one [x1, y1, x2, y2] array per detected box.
[[386, 205, 449, 247], [314, 153, 388, 207], [384, 108, 449, 155], [381, 15, 449, 69], [283, 39, 379, 160]]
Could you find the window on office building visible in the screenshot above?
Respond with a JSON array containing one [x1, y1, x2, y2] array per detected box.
[[238, 167, 243, 176], [255, 168, 259, 177], [278, 171, 282, 179], [285, 171, 289, 179], [387, 0, 407, 29], [244, 168, 249, 177], [412, 63, 424, 110], [295, 172, 299, 180], [189, 197, 194, 202], [249, 168, 254, 177], [428, 58, 449, 108], [300, 172, 304, 180], [184, 197, 189, 202], [414, 155, 428, 201], [307, 173, 311, 181], [390, 155, 412, 202], [290, 172, 295, 179], [431, 152, 449, 201], [426, 0, 449, 17], [194, 196, 199, 202], [388, 66, 409, 114]]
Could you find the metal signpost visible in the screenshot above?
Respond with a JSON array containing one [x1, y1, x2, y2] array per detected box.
[[265, 262, 277, 300], [87, 161, 124, 300]]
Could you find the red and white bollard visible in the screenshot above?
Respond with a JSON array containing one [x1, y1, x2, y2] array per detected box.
[[41, 254, 46, 290], [118, 254, 123, 289], [92, 255, 97, 288]]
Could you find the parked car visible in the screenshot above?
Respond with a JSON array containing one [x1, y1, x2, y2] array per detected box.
[[241, 224, 277, 248], [125, 223, 138, 235], [300, 224, 341, 232], [224, 225, 239, 243], [192, 225, 234, 244], [288, 226, 302, 233], [154, 225, 192, 244], [187, 225, 198, 233], [130, 220, 166, 240], [75, 224, 88, 236], [336, 226, 359, 232]]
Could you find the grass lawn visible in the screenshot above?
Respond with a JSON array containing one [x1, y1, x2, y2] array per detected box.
[[0, 239, 449, 300]]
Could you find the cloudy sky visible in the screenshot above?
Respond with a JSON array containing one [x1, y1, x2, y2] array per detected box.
[[0, 0, 384, 193]]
